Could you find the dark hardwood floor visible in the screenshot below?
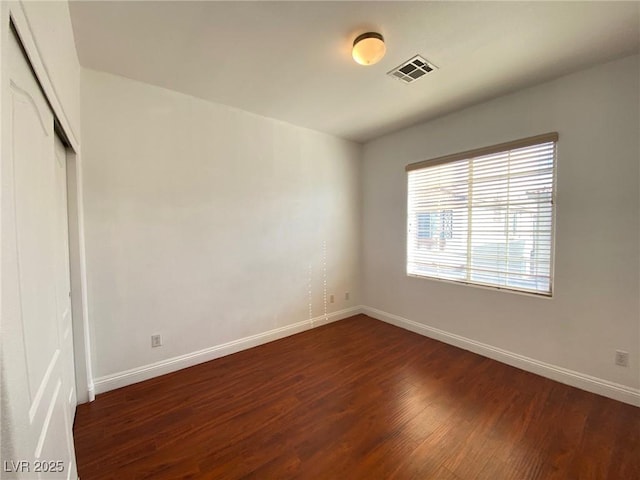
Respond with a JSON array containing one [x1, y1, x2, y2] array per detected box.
[[74, 315, 639, 479]]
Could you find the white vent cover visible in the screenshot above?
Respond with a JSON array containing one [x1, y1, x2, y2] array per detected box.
[[387, 55, 438, 84]]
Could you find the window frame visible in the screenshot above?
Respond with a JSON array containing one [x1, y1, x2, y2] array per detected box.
[[405, 132, 558, 297]]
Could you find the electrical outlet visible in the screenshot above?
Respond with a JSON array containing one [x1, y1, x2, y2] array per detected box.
[[329, 294, 335, 304], [151, 334, 162, 348], [345, 292, 350, 301], [615, 350, 629, 367]]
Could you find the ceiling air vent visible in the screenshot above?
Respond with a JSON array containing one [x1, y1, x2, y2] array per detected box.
[[387, 55, 438, 84]]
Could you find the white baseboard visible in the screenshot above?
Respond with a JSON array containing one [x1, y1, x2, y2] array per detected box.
[[362, 306, 640, 407], [93, 306, 363, 395], [92, 305, 639, 407]]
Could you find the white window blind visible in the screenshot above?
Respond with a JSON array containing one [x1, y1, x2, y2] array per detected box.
[[406, 133, 557, 296]]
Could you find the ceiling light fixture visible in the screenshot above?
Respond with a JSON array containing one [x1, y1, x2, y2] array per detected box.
[[352, 32, 385, 66]]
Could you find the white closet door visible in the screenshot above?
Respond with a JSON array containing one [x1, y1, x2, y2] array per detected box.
[[54, 135, 77, 423], [1, 29, 78, 479]]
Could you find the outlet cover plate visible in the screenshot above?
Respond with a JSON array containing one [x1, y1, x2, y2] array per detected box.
[[615, 350, 629, 367]]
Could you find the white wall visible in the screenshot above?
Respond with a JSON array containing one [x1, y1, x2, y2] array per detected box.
[[81, 69, 361, 388], [362, 55, 640, 399]]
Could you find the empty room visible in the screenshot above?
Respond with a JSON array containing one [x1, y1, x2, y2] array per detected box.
[[1, 1, 639, 479]]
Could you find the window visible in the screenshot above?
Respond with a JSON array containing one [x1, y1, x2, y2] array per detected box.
[[406, 133, 557, 296]]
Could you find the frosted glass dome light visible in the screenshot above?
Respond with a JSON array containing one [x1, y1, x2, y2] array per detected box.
[[352, 32, 385, 66]]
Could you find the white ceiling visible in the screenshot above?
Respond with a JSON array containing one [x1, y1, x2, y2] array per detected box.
[[69, 1, 640, 143]]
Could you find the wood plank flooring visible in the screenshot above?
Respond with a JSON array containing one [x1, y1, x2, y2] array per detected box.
[[74, 315, 640, 479]]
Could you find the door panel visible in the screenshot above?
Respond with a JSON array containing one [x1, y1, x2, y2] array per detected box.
[[11, 78, 59, 414], [1, 29, 78, 479], [54, 136, 77, 420]]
